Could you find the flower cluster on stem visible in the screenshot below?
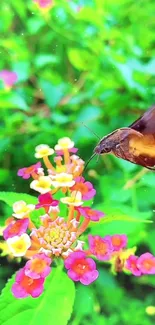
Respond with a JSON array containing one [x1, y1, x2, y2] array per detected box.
[[2, 137, 155, 298]]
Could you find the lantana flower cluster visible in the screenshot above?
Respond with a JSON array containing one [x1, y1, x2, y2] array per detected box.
[[2, 137, 155, 299]]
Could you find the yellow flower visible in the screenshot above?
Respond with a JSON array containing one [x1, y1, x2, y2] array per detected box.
[[13, 201, 35, 219], [35, 144, 54, 158], [60, 191, 83, 206], [54, 137, 74, 150], [30, 176, 52, 194], [146, 306, 155, 316], [7, 234, 31, 257], [50, 173, 75, 188]]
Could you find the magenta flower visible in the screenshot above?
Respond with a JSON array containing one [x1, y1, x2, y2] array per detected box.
[[24, 254, 52, 279], [88, 235, 113, 261], [0, 70, 18, 88], [12, 268, 45, 298], [137, 253, 155, 275], [108, 234, 127, 251], [77, 207, 105, 221], [56, 148, 78, 156], [3, 218, 29, 240], [126, 255, 142, 276], [33, 0, 54, 9], [17, 162, 41, 179], [71, 177, 96, 200], [64, 251, 99, 285], [36, 193, 59, 213]]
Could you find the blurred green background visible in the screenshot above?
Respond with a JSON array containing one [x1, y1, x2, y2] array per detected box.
[[1, 0, 155, 324]]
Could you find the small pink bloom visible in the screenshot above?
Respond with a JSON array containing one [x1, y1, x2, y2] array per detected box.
[[0, 70, 18, 88], [64, 251, 99, 285], [36, 192, 59, 212], [17, 162, 41, 179], [24, 253, 52, 279], [71, 177, 96, 200], [109, 234, 127, 251], [77, 207, 105, 221], [88, 235, 113, 260], [56, 148, 78, 155], [3, 218, 29, 240], [33, 0, 53, 9], [137, 253, 155, 275], [126, 255, 141, 276], [12, 268, 45, 298]]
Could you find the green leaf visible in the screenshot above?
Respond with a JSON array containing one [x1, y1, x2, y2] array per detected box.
[[0, 92, 28, 111], [34, 54, 59, 68], [39, 80, 64, 108], [0, 268, 75, 325], [90, 205, 152, 237], [67, 48, 96, 71], [0, 192, 37, 207], [30, 208, 44, 227], [74, 286, 94, 317], [12, 62, 30, 82], [76, 105, 101, 122], [95, 205, 152, 225]]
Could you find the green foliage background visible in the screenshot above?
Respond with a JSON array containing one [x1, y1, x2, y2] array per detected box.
[[0, 0, 155, 324]]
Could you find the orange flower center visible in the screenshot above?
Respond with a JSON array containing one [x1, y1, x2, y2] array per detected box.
[[31, 259, 46, 273], [112, 236, 122, 247], [10, 223, 22, 234], [143, 259, 155, 271], [94, 239, 107, 254], [25, 166, 35, 174], [72, 258, 90, 275], [73, 183, 88, 195]]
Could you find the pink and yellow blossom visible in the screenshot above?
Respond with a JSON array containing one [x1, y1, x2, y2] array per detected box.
[[7, 234, 31, 257], [137, 253, 155, 274], [71, 176, 96, 200], [126, 255, 141, 276], [2, 137, 155, 299], [36, 193, 59, 213], [77, 207, 105, 221], [3, 218, 29, 240], [24, 253, 52, 279], [13, 201, 35, 219], [35, 144, 54, 158], [88, 235, 113, 260], [12, 268, 45, 298], [108, 234, 127, 251], [64, 251, 99, 285], [30, 176, 52, 194], [17, 162, 41, 179], [60, 191, 83, 206], [50, 172, 75, 188]]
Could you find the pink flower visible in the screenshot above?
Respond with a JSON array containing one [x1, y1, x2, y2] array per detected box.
[[12, 268, 45, 298], [24, 254, 52, 279], [0, 70, 18, 88], [137, 253, 155, 275], [36, 193, 59, 212], [71, 177, 96, 200], [56, 148, 78, 155], [108, 234, 127, 251], [126, 255, 141, 276], [3, 218, 29, 240], [17, 162, 41, 179], [77, 207, 105, 221], [33, 0, 53, 9], [64, 251, 99, 285], [88, 235, 113, 260]]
